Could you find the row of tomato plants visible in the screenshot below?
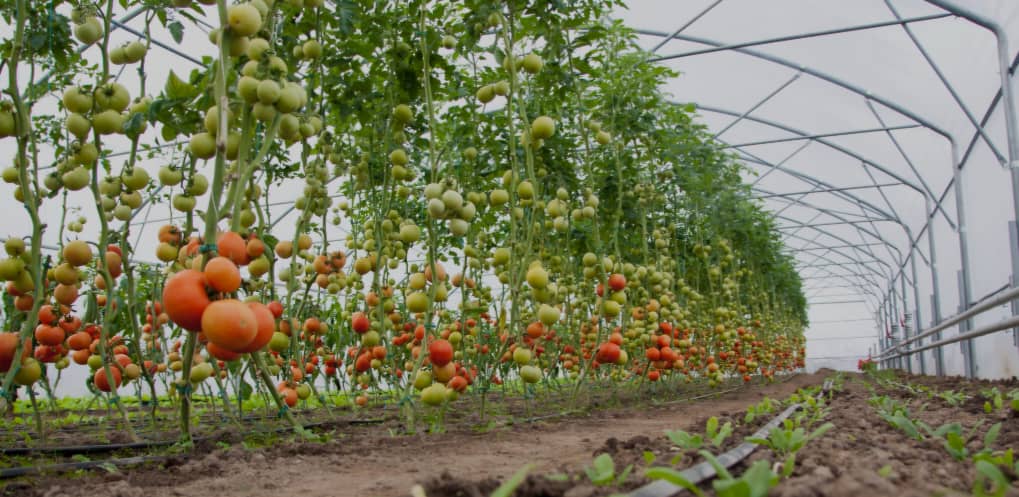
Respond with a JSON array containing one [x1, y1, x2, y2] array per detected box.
[[0, 0, 806, 441]]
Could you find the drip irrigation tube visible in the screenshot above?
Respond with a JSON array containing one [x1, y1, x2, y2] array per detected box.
[[0, 455, 176, 479], [0, 418, 386, 458], [625, 380, 832, 497]]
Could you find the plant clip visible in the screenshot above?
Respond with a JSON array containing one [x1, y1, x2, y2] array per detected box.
[[0, 388, 12, 400], [175, 383, 193, 395], [398, 394, 414, 406], [107, 395, 121, 406], [277, 405, 289, 418], [199, 243, 218, 253]]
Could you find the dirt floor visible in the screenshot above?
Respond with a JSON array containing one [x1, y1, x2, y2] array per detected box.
[[1, 373, 825, 497], [417, 371, 1019, 497]]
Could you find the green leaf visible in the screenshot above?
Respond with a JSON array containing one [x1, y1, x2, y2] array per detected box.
[[665, 429, 703, 450], [164, 70, 197, 100], [973, 460, 1009, 497], [239, 380, 253, 400], [697, 450, 733, 481], [491, 464, 532, 497], [983, 423, 1001, 450], [706, 416, 719, 437], [806, 423, 834, 443], [645, 467, 705, 497], [586, 454, 616, 486], [642, 450, 656, 464], [782, 453, 796, 478], [168, 21, 184, 44], [616, 464, 633, 485]]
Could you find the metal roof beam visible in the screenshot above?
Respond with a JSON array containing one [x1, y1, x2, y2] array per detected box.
[[722, 124, 922, 148], [650, 13, 954, 62], [648, 0, 724, 54], [751, 183, 903, 199]]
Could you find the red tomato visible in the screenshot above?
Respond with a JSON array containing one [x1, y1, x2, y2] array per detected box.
[[428, 339, 454, 367]]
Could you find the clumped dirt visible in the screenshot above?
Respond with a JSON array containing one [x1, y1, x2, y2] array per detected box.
[[1, 373, 822, 497]]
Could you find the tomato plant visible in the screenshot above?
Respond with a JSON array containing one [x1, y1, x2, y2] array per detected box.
[[0, 0, 807, 441]]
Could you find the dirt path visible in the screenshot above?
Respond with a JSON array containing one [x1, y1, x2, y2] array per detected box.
[[12, 373, 825, 497]]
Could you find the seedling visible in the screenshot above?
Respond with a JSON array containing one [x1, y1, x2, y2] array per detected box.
[[664, 416, 733, 451], [584, 453, 632, 486], [980, 388, 1003, 413], [706, 416, 734, 448], [664, 428, 704, 451], [744, 397, 777, 424], [747, 421, 834, 477], [938, 390, 969, 407], [645, 467, 705, 497], [973, 460, 1010, 497], [491, 464, 533, 497], [700, 451, 779, 497]]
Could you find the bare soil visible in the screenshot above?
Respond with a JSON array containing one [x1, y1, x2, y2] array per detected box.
[[416, 371, 1019, 497], [0, 373, 822, 497]]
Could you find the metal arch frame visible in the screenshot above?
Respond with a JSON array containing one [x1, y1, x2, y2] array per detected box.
[[774, 216, 897, 289], [713, 125, 918, 276], [774, 218, 894, 290], [722, 136, 907, 228], [754, 186, 906, 271], [737, 141, 925, 331], [695, 104, 950, 225], [686, 103, 961, 374], [638, 4, 1019, 376], [702, 108, 943, 372]]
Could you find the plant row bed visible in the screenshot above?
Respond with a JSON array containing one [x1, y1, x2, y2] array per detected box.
[[415, 371, 1019, 497]]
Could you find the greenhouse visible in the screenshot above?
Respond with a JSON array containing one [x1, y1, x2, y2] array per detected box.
[[0, 0, 1018, 496]]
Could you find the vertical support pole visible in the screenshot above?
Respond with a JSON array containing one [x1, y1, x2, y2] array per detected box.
[[930, 293, 943, 375], [908, 237, 925, 374], [958, 270, 975, 377], [925, 196, 944, 375], [1010, 222, 1019, 347], [890, 284, 901, 370], [876, 307, 886, 369], [951, 141, 976, 378], [900, 274, 911, 373]]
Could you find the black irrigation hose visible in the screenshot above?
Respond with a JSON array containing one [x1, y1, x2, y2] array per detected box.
[[0, 418, 387, 458], [3, 409, 342, 441], [0, 455, 176, 479], [626, 379, 832, 497]]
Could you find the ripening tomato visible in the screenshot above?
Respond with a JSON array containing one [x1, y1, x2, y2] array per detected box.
[[351, 312, 370, 334], [94, 366, 122, 392], [608, 273, 626, 292], [428, 339, 454, 367], [163, 270, 211, 332], [201, 300, 257, 352], [267, 300, 284, 318], [595, 342, 620, 364]]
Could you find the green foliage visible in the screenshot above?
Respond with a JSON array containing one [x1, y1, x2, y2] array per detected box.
[[700, 451, 778, 497], [644, 467, 705, 497], [972, 460, 1010, 497], [665, 428, 703, 451], [491, 464, 533, 497], [706, 416, 734, 448], [748, 421, 833, 477], [584, 453, 632, 486], [665, 416, 732, 451]]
